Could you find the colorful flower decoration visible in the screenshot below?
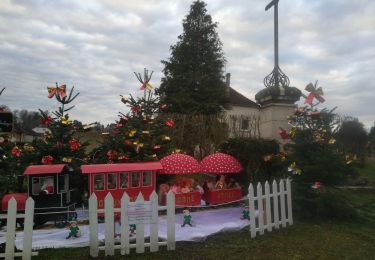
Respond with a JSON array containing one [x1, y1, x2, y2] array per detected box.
[[107, 150, 117, 160], [288, 162, 302, 175], [23, 143, 35, 152], [160, 104, 167, 110], [311, 181, 322, 189], [42, 155, 54, 165], [41, 116, 53, 126], [279, 127, 289, 141], [128, 129, 137, 137], [131, 106, 141, 114], [118, 155, 127, 161], [47, 85, 66, 99], [165, 118, 175, 127], [69, 139, 81, 151], [304, 82, 325, 105], [11, 146, 22, 157], [60, 115, 72, 125], [62, 157, 72, 163], [124, 140, 132, 146]]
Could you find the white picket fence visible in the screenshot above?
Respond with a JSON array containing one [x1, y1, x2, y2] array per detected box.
[[0, 197, 38, 260], [88, 190, 175, 257], [248, 178, 293, 238]]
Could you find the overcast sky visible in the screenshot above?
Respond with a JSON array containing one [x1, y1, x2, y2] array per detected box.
[[1, 0, 374, 129]]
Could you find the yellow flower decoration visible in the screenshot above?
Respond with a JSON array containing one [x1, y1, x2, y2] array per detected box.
[[62, 157, 72, 163], [288, 162, 302, 175], [60, 116, 72, 125], [23, 143, 35, 152], [128, 129, 137, 137], [328, 138, 336, 144]]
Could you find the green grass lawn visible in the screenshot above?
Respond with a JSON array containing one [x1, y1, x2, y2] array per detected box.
[[34, 162, 375, 260]]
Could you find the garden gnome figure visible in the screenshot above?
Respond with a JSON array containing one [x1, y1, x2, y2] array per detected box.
[[240, 204, 250, 220], [66, 221, 81, 239], [181, 208, 192, 227]]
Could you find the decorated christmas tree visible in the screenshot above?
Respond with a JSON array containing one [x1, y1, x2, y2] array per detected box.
[[281, 81, 357, 219], [93, 69, 176, 163], [32, 83, 88, 168]]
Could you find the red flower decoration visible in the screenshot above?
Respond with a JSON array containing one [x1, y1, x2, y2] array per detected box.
[[41, 116, 53, 126], [131, 106, 141, 114], [118, 155, 127, 161], [165, 118, 174, 127], [279, 127, 289, 140], [69, 139, 81, 151], [119, 116, 129, 122], [124, 140, 132, 146], [41, 155, 54, 165], [107, 149, 117, 160], [11, 146, 22, 157]]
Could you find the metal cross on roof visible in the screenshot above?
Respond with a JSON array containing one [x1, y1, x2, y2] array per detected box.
[[263, 0, 290, 88]]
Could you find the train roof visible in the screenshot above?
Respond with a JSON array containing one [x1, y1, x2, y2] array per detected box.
[[81, 162, 163, 174], [24, 164, 69, 175]]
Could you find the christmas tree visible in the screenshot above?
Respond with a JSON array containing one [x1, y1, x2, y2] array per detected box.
[[281, 81, 357, 219], [32, 83, 88, 168], [93, 69, 176, 163]]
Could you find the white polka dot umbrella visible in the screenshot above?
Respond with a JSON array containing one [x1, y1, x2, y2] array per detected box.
[[159, 153, 201, 174], [200, 152, 243, 174]]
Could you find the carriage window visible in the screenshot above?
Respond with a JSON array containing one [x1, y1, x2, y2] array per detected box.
[[131, 172, 140, 188], [41, 177, 54, 194], [94, 174, 104, 191], [107, 173, 117, 190], [120, 172, 129, 189], [142, 171, 152, 187], [32, 177, 41, 195]]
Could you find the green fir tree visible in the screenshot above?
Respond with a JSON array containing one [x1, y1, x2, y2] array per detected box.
[[158, 0, 228, 114]]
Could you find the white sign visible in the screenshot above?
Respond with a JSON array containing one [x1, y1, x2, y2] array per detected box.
[[126, 200, 157, 224]]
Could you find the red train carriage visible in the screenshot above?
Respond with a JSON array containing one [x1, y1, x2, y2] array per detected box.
[[81, 162, 162, 211], [1, 164, 77, 228]]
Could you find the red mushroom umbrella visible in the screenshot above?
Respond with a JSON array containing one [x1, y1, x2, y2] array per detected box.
[[159, 153, 201, 174], [200, 152, 243, 174]]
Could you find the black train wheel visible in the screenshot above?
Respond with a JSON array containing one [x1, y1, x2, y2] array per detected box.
[[54, 215, 67, 228]]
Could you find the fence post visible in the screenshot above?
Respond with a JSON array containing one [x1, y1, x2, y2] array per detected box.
[[166, 190, 175, 250], [272, 180, 280, 229], [120, 192, 130, 255], [149, 191, 159, 252], [22, 197, 35, 260], [135, 193, 145, 254], [104, 193, 115, 256], [257, 183, 264, 235], [89, 194, 99, 258], [5, 197, 17, 260], [248, 183, 256, 238], [286, 178, 293, 225], [264, 181, 272, 232], [279, 180, 287, 228]]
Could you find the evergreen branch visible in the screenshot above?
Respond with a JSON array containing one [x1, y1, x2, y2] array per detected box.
[[64, 105, 75, 112], [0, 87, 5, 96]]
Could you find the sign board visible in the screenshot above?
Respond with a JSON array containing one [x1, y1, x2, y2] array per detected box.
[[0, 112, 13, 133], [126, 200, 157, 224]]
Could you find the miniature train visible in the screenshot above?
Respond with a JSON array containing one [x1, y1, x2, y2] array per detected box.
[[1, 161, 244, 226]]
